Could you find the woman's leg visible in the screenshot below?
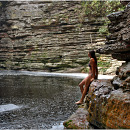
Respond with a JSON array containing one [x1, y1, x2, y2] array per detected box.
[[76, 75, 92, 104], [80, 77, 91, 102], [79, 79, 85, 94]]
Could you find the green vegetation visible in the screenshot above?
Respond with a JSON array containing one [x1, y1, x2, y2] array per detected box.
[[98, 19, 110, 35], [97, 56, 111, 74], [64, 120, 72, 127], [64, 120, 78, 129], [99, 25, 109, 35], [82, 67, 89, 73], [81, 1, 125, 18], [80, 1, 125, 35]]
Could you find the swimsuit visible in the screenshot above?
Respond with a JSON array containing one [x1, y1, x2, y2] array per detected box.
[[88, 62, 91, 68]]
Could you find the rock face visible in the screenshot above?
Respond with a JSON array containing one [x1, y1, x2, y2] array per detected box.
[[97, 3, 130, 61], [64, 2, 130, 129], [112, 62, 130, 91], [86, 79, 130, 129], [0, 1, 107, 72], [63, 108, 91, 129]]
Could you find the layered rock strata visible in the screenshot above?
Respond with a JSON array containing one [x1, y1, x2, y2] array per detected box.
[[97, 3, 130, 61], [0, 1, 106, 72]]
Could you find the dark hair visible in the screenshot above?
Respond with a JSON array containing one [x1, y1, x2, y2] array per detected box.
[[89, 50, 97, 65]]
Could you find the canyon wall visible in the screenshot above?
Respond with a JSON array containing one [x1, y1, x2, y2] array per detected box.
[[0, 1, 107, 72]]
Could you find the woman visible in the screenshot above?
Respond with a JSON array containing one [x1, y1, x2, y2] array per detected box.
[[75, 50, 98, 105]]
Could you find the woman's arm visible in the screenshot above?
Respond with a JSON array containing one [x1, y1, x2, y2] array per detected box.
[[90, 58, 95, 79]]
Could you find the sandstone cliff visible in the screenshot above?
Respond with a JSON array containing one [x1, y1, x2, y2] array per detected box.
[[0, 1, 109, 72]]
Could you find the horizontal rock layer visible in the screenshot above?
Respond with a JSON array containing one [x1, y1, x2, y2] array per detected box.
[[0, 1, 107, 72], [97, 2, 130, 61]]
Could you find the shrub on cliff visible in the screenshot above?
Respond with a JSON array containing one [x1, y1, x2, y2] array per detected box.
[[80, 1, 125, 35], [81, 1, 125, 18]]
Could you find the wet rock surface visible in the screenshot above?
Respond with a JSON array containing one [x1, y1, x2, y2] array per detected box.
[[91, 3, 130, 129], [64, 79, 130, 129], [94, 3, 130, 129], [86, 80, 130, 129], [63, 108, 91, 129]]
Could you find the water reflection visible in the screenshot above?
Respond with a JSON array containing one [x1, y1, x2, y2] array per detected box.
[[0, 74, 81, 129]]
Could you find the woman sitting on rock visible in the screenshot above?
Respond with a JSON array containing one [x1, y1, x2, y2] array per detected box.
[[75, 50, 98, 105]]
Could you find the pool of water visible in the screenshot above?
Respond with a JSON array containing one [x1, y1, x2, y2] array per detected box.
[[0, 71, 82, 129]]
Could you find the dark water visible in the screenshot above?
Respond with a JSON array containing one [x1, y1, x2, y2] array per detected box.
[[0, 72, 82, 129]]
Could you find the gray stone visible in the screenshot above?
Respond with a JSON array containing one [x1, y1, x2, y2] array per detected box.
[[63, 108, 91, 129], [0, 1, 109, 72], [97, 2, 130, 61]]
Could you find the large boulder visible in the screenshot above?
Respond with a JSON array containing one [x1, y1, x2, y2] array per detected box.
[[86, 79, 130, 129], [112, 62, 130, 91], [63, 108, 91, 129]]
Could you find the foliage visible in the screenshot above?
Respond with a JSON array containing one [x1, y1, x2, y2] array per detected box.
[[99, 26, 108, 35], [98, 60, 111, 68], [79, 1, 125, 35], [81, 0, 125, 18], [99, 19, 110, 35], [97, 56, 111, 74]]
